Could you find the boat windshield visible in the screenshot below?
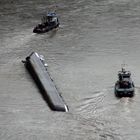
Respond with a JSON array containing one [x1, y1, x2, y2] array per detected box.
[[122, 75, 130, 78]]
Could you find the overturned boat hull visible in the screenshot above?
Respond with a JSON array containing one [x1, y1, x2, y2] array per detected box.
[[24, 52, 68, 112]]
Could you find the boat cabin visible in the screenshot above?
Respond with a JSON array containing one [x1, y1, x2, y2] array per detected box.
[[41, 12, 58, 24], [118, 68, 132, 88], [118, 68, 131, 81]]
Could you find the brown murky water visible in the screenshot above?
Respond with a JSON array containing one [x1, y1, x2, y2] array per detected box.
[[1, 0, 140, 139]]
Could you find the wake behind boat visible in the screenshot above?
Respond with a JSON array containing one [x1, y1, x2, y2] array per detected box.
[[33, 12, 59, 33], [114, 68, 135, 97]]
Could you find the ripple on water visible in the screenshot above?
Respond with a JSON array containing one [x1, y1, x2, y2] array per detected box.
[[75, 87, 140, 139]]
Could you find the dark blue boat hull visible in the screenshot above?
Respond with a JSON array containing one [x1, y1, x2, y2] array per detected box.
[[114, 83, 135, 97], [33, 23, 59, 33]]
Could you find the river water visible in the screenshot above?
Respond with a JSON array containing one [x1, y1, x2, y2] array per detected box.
[[1, 0, 140, 139]]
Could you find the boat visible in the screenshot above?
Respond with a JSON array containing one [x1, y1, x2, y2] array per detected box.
[[33, 12, 59, 33], [114, 68, 135, 97]]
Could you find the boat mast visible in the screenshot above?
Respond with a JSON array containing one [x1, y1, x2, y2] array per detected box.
[[121, 61, 127, 72]]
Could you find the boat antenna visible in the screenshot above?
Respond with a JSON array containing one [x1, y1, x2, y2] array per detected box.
[[53, 0, 58, 12], [121, 61, 127, 72], [46, 0, 58, 13], [49, 0, 58, 12]]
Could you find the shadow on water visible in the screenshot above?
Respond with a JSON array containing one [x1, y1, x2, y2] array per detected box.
[[48, 28, 59, 38]]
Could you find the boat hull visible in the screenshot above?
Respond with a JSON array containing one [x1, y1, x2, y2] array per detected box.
[[114, 83, 135, 97], [33, 23, 59, 33]]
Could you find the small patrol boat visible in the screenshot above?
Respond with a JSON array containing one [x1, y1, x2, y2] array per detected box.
[[33, 12, 59, 33], [114, 68, 135, 97]]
